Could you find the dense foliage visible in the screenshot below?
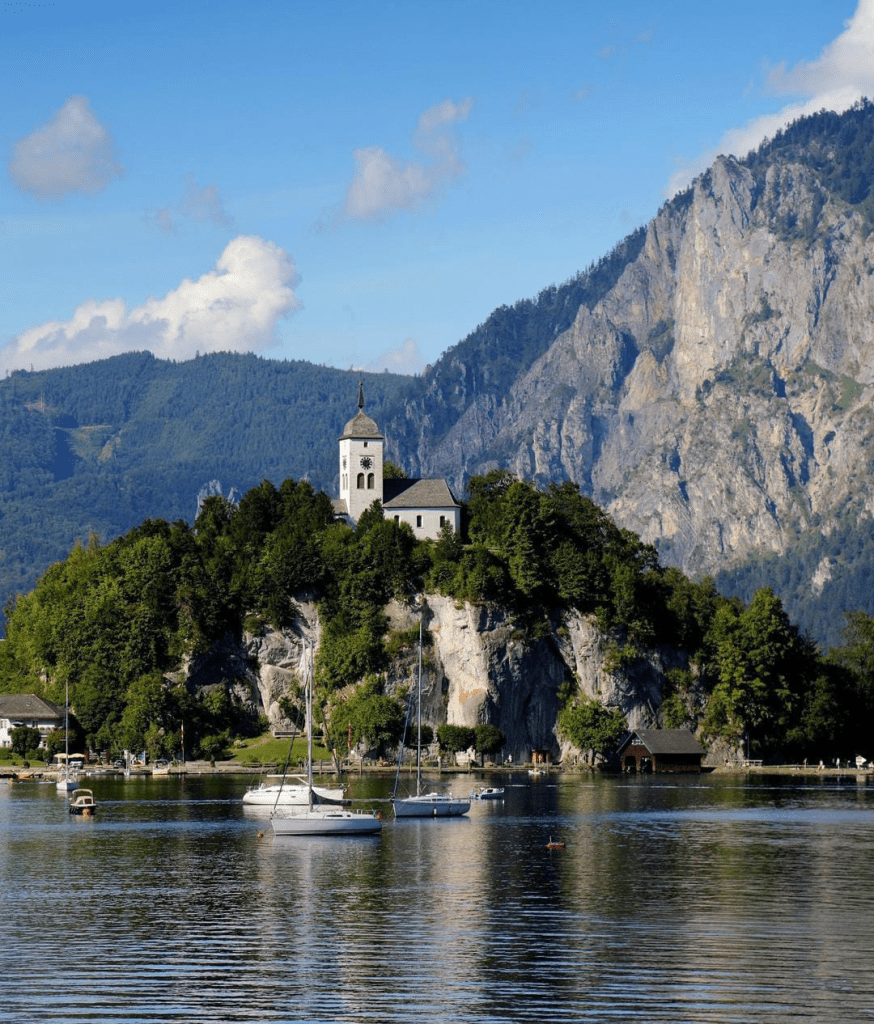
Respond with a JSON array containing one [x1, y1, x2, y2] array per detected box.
[[3, 470, 874, 765]]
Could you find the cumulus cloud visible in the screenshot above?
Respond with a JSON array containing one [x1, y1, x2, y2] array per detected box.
[[667, 0, 874, 197], [365, 337, 425, 376], [1, 236, 300, 374], [151, 177, 236, 235], [9, 95, 123, 199], [340, 98, 473, 222]]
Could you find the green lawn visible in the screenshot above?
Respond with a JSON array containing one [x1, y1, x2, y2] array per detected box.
[[229, 733, 334, 765]]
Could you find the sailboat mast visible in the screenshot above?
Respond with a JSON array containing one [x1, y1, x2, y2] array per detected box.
[[416, 617, 422, 797], [305, 637, 314, 811]]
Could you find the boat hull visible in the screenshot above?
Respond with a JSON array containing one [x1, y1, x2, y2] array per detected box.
[[270, 810, 382, 836], [392, 794, 471, 818]]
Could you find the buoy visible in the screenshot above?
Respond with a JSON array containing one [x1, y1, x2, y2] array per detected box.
[[256, 830, 264, 840]]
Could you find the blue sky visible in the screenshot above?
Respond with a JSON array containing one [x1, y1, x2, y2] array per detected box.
[[2, 0, 872, 377]]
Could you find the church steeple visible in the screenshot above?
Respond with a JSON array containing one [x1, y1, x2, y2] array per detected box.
[[338, 381, 384, 525]]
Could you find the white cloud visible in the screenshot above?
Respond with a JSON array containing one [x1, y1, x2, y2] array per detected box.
[[1, 236, 300, 374], [152, 177, 236, 235], [341, 98, 473, 222], [666, 0, 874, 197], [9, 95, 123, 199], [365, 337, 425, 376]]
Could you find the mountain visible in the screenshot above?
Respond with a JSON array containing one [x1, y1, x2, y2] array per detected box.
[[3, 101, 874, 648]]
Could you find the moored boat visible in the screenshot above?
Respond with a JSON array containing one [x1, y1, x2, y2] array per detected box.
[[68, 788, 96, 815], [471, 786, 504, 800]]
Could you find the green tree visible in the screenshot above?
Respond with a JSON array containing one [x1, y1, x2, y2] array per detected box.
[[436, 723, 475, 753], [557, 695, 626, 760], [329, 676, 406, 756], [473, 723, 505, 764], [10, 725, 41, 757]]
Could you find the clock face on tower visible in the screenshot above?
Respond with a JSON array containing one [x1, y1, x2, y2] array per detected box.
[[359, 456, 373, 470]]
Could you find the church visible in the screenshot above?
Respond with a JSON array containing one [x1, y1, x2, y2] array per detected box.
[[332, 383, 461, 541]]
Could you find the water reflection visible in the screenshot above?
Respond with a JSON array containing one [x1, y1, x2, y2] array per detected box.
[[3, 772, 874, 1022]]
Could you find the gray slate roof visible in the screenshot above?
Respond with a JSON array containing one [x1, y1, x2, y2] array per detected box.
[[620, 728, 705, 756], [382, 478, 460, 510], [0, 694, 64, 722]]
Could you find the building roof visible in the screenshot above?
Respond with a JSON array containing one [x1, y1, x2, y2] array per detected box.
[[619, 728, 705, 756], [339, 381, 384, 440], [332, 497, 348, 517], [339, 410, 383, 441], [0, 694, 64, 722], [382, 478, 461, 510]]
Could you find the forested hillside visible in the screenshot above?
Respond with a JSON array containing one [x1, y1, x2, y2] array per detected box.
[[2, 474, 873, 767]]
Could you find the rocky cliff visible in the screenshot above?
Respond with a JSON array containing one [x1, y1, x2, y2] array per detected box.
[[226, 596, 689, 765], [415, 142, 874, 590]]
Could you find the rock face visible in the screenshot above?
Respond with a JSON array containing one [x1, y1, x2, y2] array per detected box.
[[235, 597, 689, 764], [414, 151, 874, 582]]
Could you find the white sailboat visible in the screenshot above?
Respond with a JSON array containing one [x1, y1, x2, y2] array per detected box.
[[56, 681, 78, 793], [392, 619, 470, 819], [270, 638, 382, 837]]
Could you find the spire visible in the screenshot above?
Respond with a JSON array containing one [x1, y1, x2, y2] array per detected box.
[[357, 379, 365, 411]]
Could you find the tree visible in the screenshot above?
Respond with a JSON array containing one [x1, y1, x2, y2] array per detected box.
[[473, 723, 505, 764], [10, 725, 41, 757], [329, 676, 406, 756], [557, 696, 626, 760], [436, 724, 475, 754]]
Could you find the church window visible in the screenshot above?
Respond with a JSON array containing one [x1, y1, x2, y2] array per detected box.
[[394, 516, 399, 524], [367, 473, 374, 489], [357, 473, 365, 489], [416, 515, 422, 528]]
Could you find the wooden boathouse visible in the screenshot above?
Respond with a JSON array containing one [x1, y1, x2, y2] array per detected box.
[[618, 728, 705, 773]]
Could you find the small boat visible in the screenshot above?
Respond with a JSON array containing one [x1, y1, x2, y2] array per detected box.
[[392, 617, 470, 820], [471, 786, 504, 800], [271, 638, 382, 838], [68, 789, 96, 815], [546, 836, 565, 850]]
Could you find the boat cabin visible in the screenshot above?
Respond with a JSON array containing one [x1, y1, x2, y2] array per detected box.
[[618, 728, 705, 773]]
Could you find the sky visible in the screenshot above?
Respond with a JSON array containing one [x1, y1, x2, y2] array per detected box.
[[2, 0, 873, 378]]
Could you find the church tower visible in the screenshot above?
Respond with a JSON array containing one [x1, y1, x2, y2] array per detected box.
[[338, 381, 384, 524]]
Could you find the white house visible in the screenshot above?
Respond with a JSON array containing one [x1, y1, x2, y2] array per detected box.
[[0, 693, 64, 748], [333, 383, 461, 540]]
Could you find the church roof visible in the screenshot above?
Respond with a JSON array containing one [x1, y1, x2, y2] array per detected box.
[[383, 478, 460, 510], [340, 380, 384, 440], [339, 410, 383, 440]]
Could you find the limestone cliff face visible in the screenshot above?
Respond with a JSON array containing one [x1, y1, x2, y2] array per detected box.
[[417, 152, 874, 581], [234, 598, 687, 763]]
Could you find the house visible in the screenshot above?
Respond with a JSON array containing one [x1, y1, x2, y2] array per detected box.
[[617, 728, 705, 773], [0, 694, 64, 748], [333, 382, 461, 541]]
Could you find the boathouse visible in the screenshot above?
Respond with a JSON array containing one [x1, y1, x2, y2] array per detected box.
[[618, 728, 705, 773]]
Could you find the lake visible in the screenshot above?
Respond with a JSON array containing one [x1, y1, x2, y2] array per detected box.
[[3, 770, 874, 1023]]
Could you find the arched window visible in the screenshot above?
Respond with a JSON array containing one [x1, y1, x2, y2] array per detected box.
[[367, 473, 374, 489], [357, 473, 365, 489]]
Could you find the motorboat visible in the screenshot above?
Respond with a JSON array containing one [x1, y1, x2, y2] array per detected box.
[[68, 789, 96, 815], [392, 615, 469, 819], [471, 786, 504, 800], [270, 638, 382, 838]]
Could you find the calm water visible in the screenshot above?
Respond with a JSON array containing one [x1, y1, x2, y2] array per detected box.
[[3, 771, 874, 1023]]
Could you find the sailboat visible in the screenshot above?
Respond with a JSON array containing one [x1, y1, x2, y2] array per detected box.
[[270, 638, 382, 837], [392, 619, 470, 819], [56, 681, 78, 793]]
